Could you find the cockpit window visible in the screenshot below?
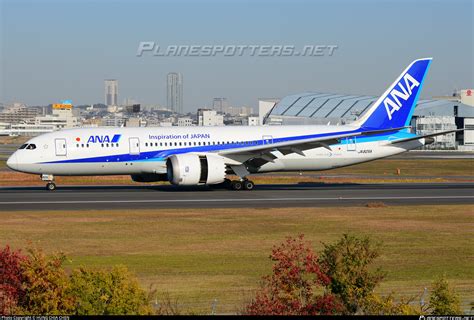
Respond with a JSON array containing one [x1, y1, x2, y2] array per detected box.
[[22, 144, 36, 150], [19, 144, 28, 149]]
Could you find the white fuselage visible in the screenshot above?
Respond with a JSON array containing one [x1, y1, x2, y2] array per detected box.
[[7, 125, 424, 177]]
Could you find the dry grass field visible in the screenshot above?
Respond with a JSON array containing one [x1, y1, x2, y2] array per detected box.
[[1, 205, 473, 314]]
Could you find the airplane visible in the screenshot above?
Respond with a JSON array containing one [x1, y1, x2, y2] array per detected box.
[[6, 58, 461, 191]]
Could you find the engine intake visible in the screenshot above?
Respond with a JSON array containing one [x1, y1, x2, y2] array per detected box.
[[166, 154, 226, 185]]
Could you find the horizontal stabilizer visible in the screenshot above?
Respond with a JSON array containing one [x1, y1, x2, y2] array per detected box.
[[388, 129, 463, 145]]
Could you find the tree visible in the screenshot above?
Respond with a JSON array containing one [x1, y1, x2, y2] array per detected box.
[[245, 235, 343, 315], [69, 266, 153, 315], [429, 275, 461, 315], [0, 246, 29, 314], [318, 234, 385, 314], [17, 246, 74, 315]]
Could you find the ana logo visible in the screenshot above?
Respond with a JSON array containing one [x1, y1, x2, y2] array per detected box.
[[87, 134, 121, 144], [384, 73, 420, 120]]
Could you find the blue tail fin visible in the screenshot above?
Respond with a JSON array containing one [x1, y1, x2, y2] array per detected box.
[[353, 58, 432, 130]]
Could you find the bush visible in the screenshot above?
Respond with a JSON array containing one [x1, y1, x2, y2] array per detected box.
[[0, 246, 28, 314], [1, 245, 153, 315], [245, 235, 343, 315], [69, 266, 153, 315], [17, 246, 74, 315], [361, 292, 420, 315]]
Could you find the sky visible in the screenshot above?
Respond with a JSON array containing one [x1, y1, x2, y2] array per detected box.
[[1, 0, 473, 111]]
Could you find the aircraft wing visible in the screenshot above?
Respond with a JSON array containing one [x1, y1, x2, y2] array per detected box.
[[218, 126, 407, 166], [387, 129, 463, 145]]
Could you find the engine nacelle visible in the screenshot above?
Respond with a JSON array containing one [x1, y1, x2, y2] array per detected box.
[[131, 173, 167, 183], [166, 154, 226, 185]]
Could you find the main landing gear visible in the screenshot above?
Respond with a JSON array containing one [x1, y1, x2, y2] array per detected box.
[[41, 174, 56, 191], [227, 179, 255, 191]]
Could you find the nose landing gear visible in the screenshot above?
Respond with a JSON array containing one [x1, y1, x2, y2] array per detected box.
[[41, 174, 56, 191], [46, 182, 57, 191]]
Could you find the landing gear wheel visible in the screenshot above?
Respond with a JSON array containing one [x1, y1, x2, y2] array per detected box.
[[46, 182, 56, 191], [231, 180, 243, 191], [243, 180, 255, 191]]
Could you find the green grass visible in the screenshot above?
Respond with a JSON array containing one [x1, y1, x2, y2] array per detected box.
[[0, 205, 473, 313]]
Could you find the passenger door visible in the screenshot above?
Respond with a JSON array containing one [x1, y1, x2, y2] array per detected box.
[[129, 137, 140, 155], [55, 138, 67, 156]]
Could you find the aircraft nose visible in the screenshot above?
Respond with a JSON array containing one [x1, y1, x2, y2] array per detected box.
[[6, 152, 18, 171]]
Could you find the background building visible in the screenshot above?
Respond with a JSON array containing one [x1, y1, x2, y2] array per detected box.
[[212, 97, 229, 113], [248, 116, 260, 126], [104, 79, 118, 106], [0, 104, 42, 124], [197, 109, 223, 126], [35, 100, 79, 130], [167, 72, 183, 114], [177, 117, 194, 126]]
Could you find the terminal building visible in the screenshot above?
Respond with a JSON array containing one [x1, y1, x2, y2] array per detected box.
[[261, 89, 474, 150], [0, 100, 79, 136]]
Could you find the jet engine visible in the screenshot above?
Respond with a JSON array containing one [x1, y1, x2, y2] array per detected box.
[[166, 154, 227, 185]]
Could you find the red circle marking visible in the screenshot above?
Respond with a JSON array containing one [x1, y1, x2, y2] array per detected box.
[[76, 137, 81, 142]]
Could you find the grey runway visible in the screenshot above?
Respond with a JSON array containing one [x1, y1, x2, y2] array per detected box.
[[0, 183, 473, 210]]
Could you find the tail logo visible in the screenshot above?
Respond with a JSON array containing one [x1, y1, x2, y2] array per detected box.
[[384, 73, 420, 120]]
